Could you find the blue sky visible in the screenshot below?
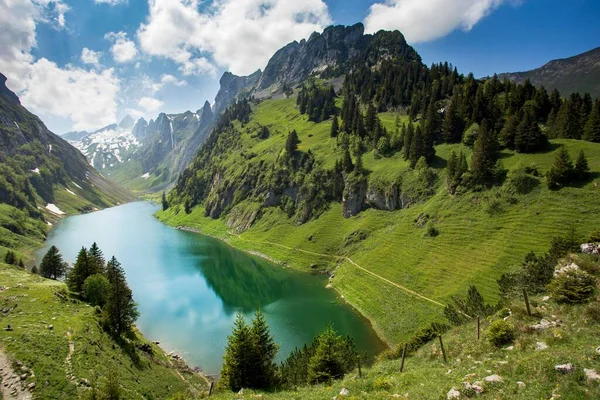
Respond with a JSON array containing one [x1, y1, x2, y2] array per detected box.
[[1, 0, 598, 134]]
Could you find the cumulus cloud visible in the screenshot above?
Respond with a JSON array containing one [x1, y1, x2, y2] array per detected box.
[[0, 0, 120, 131], [364, 0, 516, 43], [137, 0, 331, 76], [138, 96, 163, 112], [81, 47, 101, 66], [105, 31, 138, 63]]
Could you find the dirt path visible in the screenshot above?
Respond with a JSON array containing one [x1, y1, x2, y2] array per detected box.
[[206, 227, 446, 309], [0, 349, 33, 400], [65, 329, 75, 382]]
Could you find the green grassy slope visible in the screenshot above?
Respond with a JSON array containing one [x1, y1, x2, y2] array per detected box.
[[208, 259, 600, 399], [158, 95, 600, 345], [0, 263, 208, 399]]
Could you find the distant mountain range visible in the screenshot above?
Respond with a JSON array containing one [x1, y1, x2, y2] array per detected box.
[[499, 47, 600, 98], [0, 72, 132, 225]]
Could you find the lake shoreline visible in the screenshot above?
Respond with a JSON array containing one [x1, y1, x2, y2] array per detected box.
[[171, 222, 392, 350]]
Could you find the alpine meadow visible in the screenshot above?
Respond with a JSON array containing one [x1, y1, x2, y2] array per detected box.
[[1, 1, 600, 399]]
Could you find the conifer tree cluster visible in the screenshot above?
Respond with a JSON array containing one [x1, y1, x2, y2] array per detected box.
[[3, 250, 24, 267], [297, 82, 336, 122], [547, 147, 590, 189], [219, 310, 279, 392], [41, 242, 139, 337], [279, 325, 357, 387]]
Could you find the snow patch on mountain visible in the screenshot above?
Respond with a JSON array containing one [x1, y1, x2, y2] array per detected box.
[[46, 204, 65, 215]]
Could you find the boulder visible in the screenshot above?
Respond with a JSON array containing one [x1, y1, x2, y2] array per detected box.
[[447, 388, 460, 399], [580, 243, 600, 254], [340, 387, 349, 396], [554, 262, 579, 276], [584, 369, 600, 381], [483, 374, 503, 383], [365, 181, 399, 211], [555, 363, 574, 374], [342, 175, 367, 218], [535, 341, 549, 351], [516, 381, 526, 389], [596, 346, 600, 355]]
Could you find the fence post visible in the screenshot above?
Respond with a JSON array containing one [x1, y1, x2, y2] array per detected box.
[[357, 355, 362, 378], [208, 381, 214, 396], [523, 288, 532, 316], [439, 335, 447, 363], [400, 343, 408, 372], [477, 316, 480, 341]]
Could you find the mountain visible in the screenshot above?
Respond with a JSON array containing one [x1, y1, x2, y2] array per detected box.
[[65, 116, 141, 171], [499, 47, 600, 98], [105, 102, 214, 191], [0, 72, 132, 260], [161, 23, 600, 357]]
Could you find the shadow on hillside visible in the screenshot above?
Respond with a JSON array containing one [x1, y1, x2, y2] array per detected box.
[[430, 155, 447, 169], [115, 334, 143, 369], [571, 172, 600, 189]]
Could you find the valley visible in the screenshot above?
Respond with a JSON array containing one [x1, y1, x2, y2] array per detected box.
[[1, 5, 599, 399]]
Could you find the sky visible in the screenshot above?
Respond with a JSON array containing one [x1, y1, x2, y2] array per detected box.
[[1, 0, 599, 134]]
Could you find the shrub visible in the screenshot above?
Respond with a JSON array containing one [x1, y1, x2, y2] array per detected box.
[[463, 123, 480, 147], [424, 221, 439, 237], [505, 165, 540, 194], [372, 376, 392, 391], [486, 319, 516, 347], [548, 269, 597, 304], [584, 303, 600, 323], [83, 274, 111, 307]]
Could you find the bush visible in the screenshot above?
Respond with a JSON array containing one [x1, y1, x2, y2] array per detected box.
[[424, 221, 439, 237], [372, 376, 392, 391], [463, 123, 480, 147], [584, 303, 600, 323], [548, 269, 597, 304], [83, 274, 111, 307], [505, 165, 540, 195], [486, 319, 516, 347]]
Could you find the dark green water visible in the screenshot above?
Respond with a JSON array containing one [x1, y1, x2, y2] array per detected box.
[[37, 202, 385, 374]]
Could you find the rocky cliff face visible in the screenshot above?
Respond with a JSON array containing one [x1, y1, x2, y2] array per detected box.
[[213, 70, 261, 116], [131, 118, 148, 139], [254, 23, 366, 97]]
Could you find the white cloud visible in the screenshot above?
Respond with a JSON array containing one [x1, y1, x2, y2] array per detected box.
[[140, 74, 188, 95], [0, 0, 120, 132], [364, 0, 516, 43], [105, 31, 138, 63], [81, 47, 101, 66], [94, 0, 127, 5], [137, 0, 331, 76], [138, 96, 163, 112]]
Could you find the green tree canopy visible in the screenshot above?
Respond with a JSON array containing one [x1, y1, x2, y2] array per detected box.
[[39, 245, 67, 280]]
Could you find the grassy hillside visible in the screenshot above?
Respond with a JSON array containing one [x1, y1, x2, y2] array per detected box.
[[0, 263, 208, 399], [158, 95, 600, 346], [208, 254, 600, 399]]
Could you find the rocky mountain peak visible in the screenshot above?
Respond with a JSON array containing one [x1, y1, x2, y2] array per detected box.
[[119, 115, 135, 129], [0, 73, 20, 105], [213, 70, 261, 116], [132, 117, 148, 139]]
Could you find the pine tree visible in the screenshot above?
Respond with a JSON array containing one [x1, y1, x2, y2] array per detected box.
[[403, 122, 414, 160], [515, 107, 548, 153], [4, 251, 16, 265], [443, 96, 464, 143], [249, 309, 279, 388], [330, 115, 339, 138], [341, 148, 353, 174], [285, 130, 300, 155], [471, 121, 499, 184], [409, 126, 424, 169], [354, 153, 364, 175], [161, 191, 169, 211], [307, 325, 350, 384], [18, 259, 24, 269], [219, 313, 254, 391], [39, 245, 67, 280], [574, 150, 590, 180], [88, 242, 105, 275], [547, 147, 574, 189], [67, 247, 90, 293], [104, 256, 138, 336], [365, 103, 377, 137], [583, 99, 600, 142], [552, 95, 582, 139]]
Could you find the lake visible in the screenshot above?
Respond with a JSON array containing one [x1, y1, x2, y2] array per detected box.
[[37, 202, 385, 374]]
